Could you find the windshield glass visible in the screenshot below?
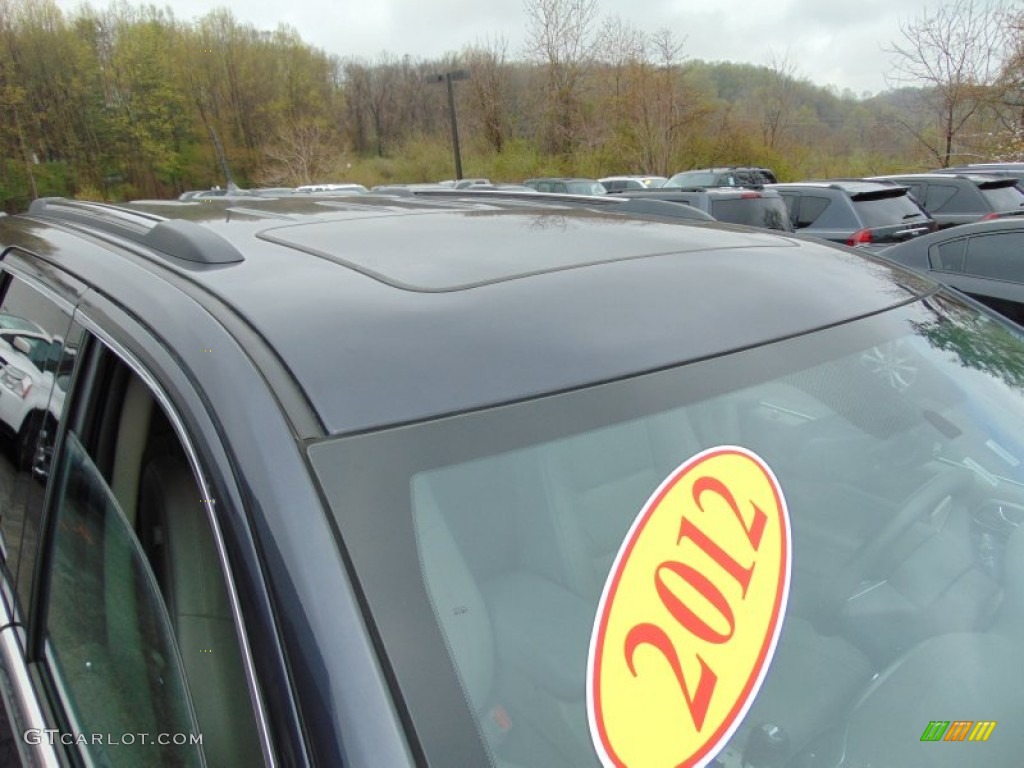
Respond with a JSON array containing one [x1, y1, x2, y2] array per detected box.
[[309, 294, 1024, 768], [667, 171, 720, 188], [566, 181, 607, 195]]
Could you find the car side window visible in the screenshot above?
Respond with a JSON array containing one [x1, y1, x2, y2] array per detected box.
[[963, 233, 1021, 282], [0, 275, 82, 613], [777, 193, 799, 226], [899, 182, 925, 203], [796, 195, 830, 228], [930, 239, 967, 272], [924, 184, 958, 212], [46, 430, 203, 766], [536, 182, 553, 193], [42, 343, 263, 767]]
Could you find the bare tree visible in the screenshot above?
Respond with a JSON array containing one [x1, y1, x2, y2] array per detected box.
[[256, 121, 339, 185], [632, 28, 696, 174], [991, 8, 1024, 157], [592, 22, 705, 175], [887, 0, 1013, 166], [463, 37, 511, 153], [343, 54, 402, 157], [523, 0, 599, 154], [759, 50, 799, 150], [595, 15, 644, 100]]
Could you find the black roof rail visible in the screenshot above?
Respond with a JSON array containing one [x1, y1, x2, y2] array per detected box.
[[29, 197, 163, 233], [27, 197, 245, 265], [142, 219, 244, 264]]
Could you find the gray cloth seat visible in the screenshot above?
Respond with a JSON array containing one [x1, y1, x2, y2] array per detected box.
[[138, 451, 262, 768], [412, 477, 534, 768], [538, 411, 701, 600]]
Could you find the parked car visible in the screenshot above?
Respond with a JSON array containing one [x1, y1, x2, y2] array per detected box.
[[399, 185, 716, 222], [471, 183, 536, 192], [868, 173, 1024, 228], [878, 217, 1024, 324], [295, 183, 368, 194], [619, 186, 794, 231], [770, 180, 937, 246], [249, 187, 297, 197], [666, 166, 778, 188], [522, 177, 608, 195], [2, 195, 1024, 768], [0, 313, 44, 334], [599, 175, 668, 192], [452, 178, 492, 189], [371, 182, 453, 193], [178, 188, 227, 201], [0, 328, 70, 469]]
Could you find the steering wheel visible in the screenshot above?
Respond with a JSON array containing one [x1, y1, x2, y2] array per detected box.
[[817, 468, 976, 619]]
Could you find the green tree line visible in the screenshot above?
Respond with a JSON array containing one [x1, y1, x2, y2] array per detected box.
[[0, 0, 1020, 212]]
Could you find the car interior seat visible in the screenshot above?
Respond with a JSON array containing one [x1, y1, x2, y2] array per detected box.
[[412, 476, 535, 768], [537, 410, 701, 600], [134, 405, 263, 768]]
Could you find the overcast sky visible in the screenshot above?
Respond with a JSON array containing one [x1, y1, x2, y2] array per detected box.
[[53, 0, 934, 96]]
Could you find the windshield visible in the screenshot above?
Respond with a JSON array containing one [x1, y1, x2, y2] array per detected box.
[[566, 181, 608, 195], [309, 294, 1024, 768], [667, 171, 721, 188]]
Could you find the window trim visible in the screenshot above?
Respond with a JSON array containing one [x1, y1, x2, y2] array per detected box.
[[0, 269, 79, 620], [0, 624, 61, 767], [0, 266, 78, 768], [36, 314, 277, 768], [928, 239, 968, 274]]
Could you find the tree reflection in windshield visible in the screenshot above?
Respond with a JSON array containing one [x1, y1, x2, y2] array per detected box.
[[913, 295, 1024, 392]]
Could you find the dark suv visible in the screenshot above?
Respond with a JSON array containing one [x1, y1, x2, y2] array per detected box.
[[666, 166, 778, 188], [2, 194, 1024, 768], [770, 180, 937, 246], [619, 187, 793, 230], [868, 173, 1024, 228]]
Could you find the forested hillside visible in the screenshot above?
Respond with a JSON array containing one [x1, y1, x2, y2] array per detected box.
[[0, 0, 1020, 211]]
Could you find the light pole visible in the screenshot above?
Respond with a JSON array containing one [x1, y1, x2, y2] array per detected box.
[[427, 70, 469, 180]]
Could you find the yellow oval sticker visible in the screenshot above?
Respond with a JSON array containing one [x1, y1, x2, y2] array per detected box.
[[588, 446, 791, 768]]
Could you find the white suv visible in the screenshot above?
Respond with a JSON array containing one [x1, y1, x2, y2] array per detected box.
[[0, 329, 68, 468]]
